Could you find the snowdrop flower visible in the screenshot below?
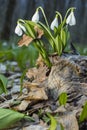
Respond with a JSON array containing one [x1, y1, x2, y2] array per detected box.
[[32, 10, 39, 23], [15, 23, 26, 36], [66, 11, 76, 26], [19, 24, 26, 32], [50, 16, 58, 30]]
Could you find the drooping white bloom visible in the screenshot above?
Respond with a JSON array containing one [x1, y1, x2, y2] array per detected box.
[[32, 10, 39, 23], [15, 24, 23, 36], [15, 23, 26, 36], [19, 24, 26, 32], [50, 17, 58, 30], [66, 11, 76, 26]]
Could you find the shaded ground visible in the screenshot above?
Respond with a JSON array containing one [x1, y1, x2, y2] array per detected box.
[[0, 54, 87, 130]]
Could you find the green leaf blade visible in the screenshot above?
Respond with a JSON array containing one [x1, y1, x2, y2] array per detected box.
[[38, 22, 55, 50], [60, 28, 66, 47], [80, 102, 87, 122], [55, 35, 63, 56], [0, 74, 8, 94], [25, 22, 36, 38], [59, 92, 67, 106], [47, 113, 57, 130], [0, 108, 34, 129]]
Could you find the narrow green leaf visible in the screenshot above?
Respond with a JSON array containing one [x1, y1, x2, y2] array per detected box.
[[66, 29, 70, 43], [35, 40, 52, 68], [0, 74, 8, 94], [55, 35, 63, 56], [54, 23, 63, 37], [0, 108, 34, 129], [38, 22, 55, 50], [60, 28, 66, 47], [47, 113, 57, 130], [20, 69, 28, 94], [64, 26, 70, 45], [25, 22, 36, 38], [18, 19, 36, 38], [80, 102, 87, 122], [59, 92, 67, 106], [43, 115, 50, 123], [25, 20, 36, 27]]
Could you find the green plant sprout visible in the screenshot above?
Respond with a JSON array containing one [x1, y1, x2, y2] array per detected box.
[[15, 7, 76, 68]]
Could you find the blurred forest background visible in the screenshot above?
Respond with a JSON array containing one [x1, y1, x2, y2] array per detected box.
[[0, 0, 87, 45]]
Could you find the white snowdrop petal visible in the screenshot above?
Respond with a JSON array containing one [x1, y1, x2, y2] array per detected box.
[[66, 11, 76, 26], [66, 14, 71, 24], [32, 11, 39, 23], [19, 24, 26, 32], [50, 17, 58, 30], [70, 12, 76, 26], [15, 25, 23, 36]]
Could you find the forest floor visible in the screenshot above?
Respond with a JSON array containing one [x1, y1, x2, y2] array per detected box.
[[1, 54, 87, 130]]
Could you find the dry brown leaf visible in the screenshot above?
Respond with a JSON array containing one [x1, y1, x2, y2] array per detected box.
[[34, 26, 44, 39], [13, 100, 31, 111], [18, 26, 43, 47], [26, 66, 48, 83], [18, 34, 33, 47], [24, 82, 39, 89], [26, 88, 48, 100], [58, 112, 79, 130], [36, 54, 44, 67], [23, 82, 48, 100], [26, 68, 39, 81], [0, 99, 11, 108]]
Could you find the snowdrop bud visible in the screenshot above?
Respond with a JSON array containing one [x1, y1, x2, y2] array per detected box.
[[19, 24, 26, 32], [50, 17, 58, 30], [15, 24, 23, 36], [32, 10, 39, 23], [15, 23, 26, 36], [66, 11, 76, 26]]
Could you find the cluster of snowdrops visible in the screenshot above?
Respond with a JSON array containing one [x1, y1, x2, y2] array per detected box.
[[15, 7, 76, 68]]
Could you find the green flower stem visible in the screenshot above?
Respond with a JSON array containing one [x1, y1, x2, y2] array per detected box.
[[37, 6, 50, 29], [34, 40, 52, 68], [38, 21, 55, 51], [64, 7, 76, 19], [55, 11, 62, 23], [17, 19, 25, 24], [61, 7, 76, 27]]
